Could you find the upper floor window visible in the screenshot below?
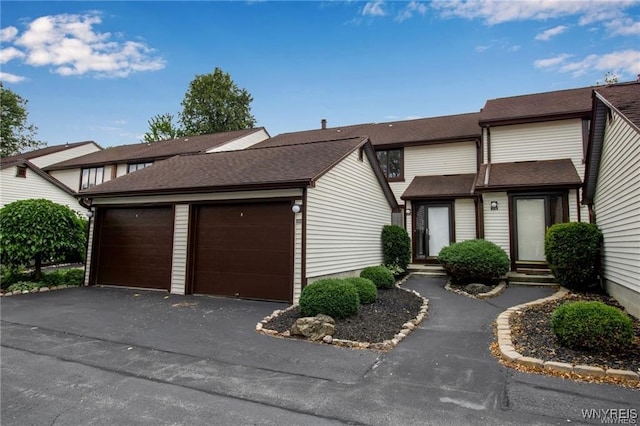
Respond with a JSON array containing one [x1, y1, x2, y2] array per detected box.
[[376, 148, 404, 181], [127, 162, 153, 173], [81, 166, 104, 190], [16, 165, 27, 178]]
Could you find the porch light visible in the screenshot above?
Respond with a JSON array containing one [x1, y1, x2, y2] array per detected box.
[[291, 204, 302, 214], [86, 210, 94, 218], [405, 208, 411, 215], [490, 201, 499, 211]]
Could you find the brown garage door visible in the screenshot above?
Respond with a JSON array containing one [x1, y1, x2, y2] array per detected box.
[[192, 202, 293, 302], [94, 207, 174, 290]]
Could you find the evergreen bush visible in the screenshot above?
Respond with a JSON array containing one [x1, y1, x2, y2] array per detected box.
[[360, 266, 395, 289], [437, 239, 509, 285], [382, 225, 411, 278], [299, 278, 360, 319], [344, 277, 378, 304]]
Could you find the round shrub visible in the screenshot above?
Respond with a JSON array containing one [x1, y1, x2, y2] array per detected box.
[[344, 277, 377, 304], [545, 222, 603, 292], [382, 225, 411, 277], [551, 301, 634, 351], [437, 239, 509, 285], [299, 278, 360, 319], [360, 266, 395, 289], [62, 268, 85, 286]]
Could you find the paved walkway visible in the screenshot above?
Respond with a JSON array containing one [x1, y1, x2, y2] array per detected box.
[[2, 275, 638, 425]]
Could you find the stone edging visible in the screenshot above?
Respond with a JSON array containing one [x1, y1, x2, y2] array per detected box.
[[1, 285, 78, 297], [445, 281, 507, 299], [496, 287, 640, 384], [256, 278, 429, 352]]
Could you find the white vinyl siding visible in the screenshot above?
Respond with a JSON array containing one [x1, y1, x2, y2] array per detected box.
[[0, 167, 81, 210], [293, 199, 303, 303], [306, 150, 392, 278], [170, 205, 189, 295], [593, 110, 640, 312], [455, 198, 477, 242], [49, 169, 81, 192], [389, 141, 477, 203], [208, 129, 270, 152], [490, 119, 585, 178], [482, 192, 510, 258], [29, 143, 100, 169], [116, 164, 128, 177]]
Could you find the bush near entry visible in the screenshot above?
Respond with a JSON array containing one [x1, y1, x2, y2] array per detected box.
[[545, 222, 603, 292], [343, 277, 378, 304], [551, 301, 634, 351], [381, 225, 411, 278], [360, 266, 395, 289], [437, 239, 509, 285], [299, 278, 360, 319]]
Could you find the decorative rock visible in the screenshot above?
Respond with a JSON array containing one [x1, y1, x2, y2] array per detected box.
[[544, 361, 574, 374], [606, 369, 639, 382], [322, 335, 333, 344], [574, 365, 606, 377], [281, 330, 290, 337], [465, 283, 492, 295], [502, 350, 522, 362], [518, 356, 545, 369], [255, 323, 263, 331], [30, 288, 39, 293], [3, 292, 12, 297], [403, 322, 415, 330], [290, 314, 336, 341], [39, 287, 50, 292]]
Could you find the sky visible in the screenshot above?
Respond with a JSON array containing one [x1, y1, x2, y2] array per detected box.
[[1, 1, 639, 148]]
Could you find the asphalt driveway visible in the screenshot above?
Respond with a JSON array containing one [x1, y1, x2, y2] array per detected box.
[[2, 276, 638, 425]]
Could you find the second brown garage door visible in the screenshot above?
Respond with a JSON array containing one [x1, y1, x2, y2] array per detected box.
[[191, 202, 293, 302], [94, 207, 174, 290]]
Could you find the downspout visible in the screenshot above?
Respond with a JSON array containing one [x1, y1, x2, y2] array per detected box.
[[301, 187, 308, 290], [486, 126, 492, 163]]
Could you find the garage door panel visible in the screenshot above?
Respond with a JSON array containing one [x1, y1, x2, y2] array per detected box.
[[192, 203, 293, 302], [95, 207, 173, 290]]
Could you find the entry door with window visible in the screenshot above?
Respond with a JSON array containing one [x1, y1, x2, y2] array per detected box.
[[414, 203, 452, 261], [512, 194, 566, 265]]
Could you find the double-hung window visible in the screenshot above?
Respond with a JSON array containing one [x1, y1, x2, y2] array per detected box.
[[127, 162, 153, 173], [376, 148, 404, 181], [81, 166, 104, 190]]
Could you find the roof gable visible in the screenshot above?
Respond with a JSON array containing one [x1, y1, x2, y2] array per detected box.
[[475, 159, 581, 190], [1, 141, 99, 170], [594, 82, 640, 131]]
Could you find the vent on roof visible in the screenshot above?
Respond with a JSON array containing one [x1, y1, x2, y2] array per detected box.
[[321, 119, 327, 129]]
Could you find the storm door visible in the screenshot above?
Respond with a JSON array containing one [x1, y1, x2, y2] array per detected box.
[[414, 202, 453, 261]]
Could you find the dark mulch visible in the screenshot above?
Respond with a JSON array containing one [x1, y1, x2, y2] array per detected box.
[[510, 292, 640, 372], [264, 287, 424, 343]]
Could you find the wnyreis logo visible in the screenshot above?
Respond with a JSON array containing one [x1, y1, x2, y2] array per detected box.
[[581, 409, 637, 424]]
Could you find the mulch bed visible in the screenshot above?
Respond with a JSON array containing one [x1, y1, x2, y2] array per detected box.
[[510, 292, 640, 373], [264, 287, 424, 343]]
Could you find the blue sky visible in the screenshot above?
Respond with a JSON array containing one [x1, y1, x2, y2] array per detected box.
[[1, 1, 639, 148]]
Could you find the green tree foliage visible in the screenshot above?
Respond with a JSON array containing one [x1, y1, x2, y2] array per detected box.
[[179, 67, 256, 135], [142, 113, 184, 143], [1, 83, 43, 157], [381, 225, 411, 277], [0, 199, 86, 281]]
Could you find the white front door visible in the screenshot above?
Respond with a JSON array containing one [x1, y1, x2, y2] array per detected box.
[[513, 194, 566, 264], [414, 203, 452, 260]]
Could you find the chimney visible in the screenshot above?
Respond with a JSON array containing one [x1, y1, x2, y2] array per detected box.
[[321, 119, 327, 130]]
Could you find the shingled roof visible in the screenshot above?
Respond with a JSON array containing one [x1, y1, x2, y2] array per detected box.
[[255, 113, 481, 149], [475, 159, 582, 190], [80, 137, 396, 209], [479, 86, 594, 125], [45, 128, 266, 171], [0, 141, 98, 170], [401, 174, 477, 200], [595, 82, 640, 130]]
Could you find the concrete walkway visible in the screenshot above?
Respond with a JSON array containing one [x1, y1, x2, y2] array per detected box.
[[2, 275, 638, 425]]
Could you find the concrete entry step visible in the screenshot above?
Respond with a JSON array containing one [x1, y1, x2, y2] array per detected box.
[[408, 264, 447, 277], [507, 271, 558, 286]]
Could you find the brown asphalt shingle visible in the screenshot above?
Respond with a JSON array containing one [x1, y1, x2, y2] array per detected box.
[[595, 82, 640, 129], [80, 137, 369, 196], [480, 86, 593, 124], [45, 128, 266, 171], [475, 159, 582, 189], [401, 174, 477, 199], [254, 113, 481, 149]]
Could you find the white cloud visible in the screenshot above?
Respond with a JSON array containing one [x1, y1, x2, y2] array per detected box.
[[363, 1, 386, 17], [5, 12, 165, 78], [535, 25, 568, 41], [0, 47, 26, 64], [535, 50, 640, 78], [396, 1, 428, 23], [606, 17, 640, 35], [0, 72, 26, 83], [1, 26, 19, 41]]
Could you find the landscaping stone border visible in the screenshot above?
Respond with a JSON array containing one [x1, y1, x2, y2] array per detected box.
[[496, 287, 640, 385], [445, 281, 507, 299], [256, 276, 429, 352], [1, 285, 79, 297]]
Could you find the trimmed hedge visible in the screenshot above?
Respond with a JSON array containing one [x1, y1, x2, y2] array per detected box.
[[344, 277, 378, 304], [360, 266, 395, 289], [299, 278, 360, 319], [545, 222, 603, 292], [551, 301, 634, 351], [382, 225, 411, 277], [437, 239, 509, 285]]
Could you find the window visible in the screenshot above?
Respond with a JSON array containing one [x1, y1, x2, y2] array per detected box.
[[16, 166, 27, 178], [127, 162, 153, 173], [81, 167, 104, 190], [376, 149, 403, 180]]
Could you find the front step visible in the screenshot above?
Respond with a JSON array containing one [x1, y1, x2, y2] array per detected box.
[[507, 271, 558, 286], [408, 264, 447, 277]]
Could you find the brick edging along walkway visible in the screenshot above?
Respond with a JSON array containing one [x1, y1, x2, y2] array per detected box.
[[496, 287, 640, 384]]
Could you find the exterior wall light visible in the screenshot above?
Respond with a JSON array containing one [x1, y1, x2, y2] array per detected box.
[[86, 210, 94, 218], [405, 208, 412, 215], [291, 204, 302, 214], [490, 201, 499, 211]]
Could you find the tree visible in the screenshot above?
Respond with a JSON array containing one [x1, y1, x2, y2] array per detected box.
[[0, 199, 86, 281], [1, 83, 43, 157], [179, 67, 256, 135], [142, 113, 184, 143], [595, 72, 618, 86]]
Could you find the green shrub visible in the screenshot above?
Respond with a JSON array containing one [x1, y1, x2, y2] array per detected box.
[[63, 268, 84, 286], [360, 266, 395, 289], [1, 266, 31, 290], [437, 239, 509, 285], [551, 301, 633, 351], [545, 222, 603, 292], [344, 277, 377, 304], [7, 281, 43, 293], [299, 279, 360, 319], [382, 225, 411, 278], [42, 270, 66, 287]]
